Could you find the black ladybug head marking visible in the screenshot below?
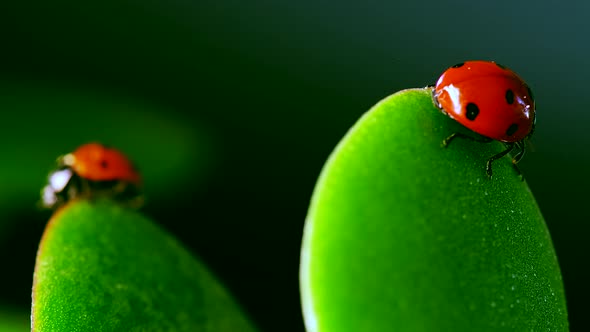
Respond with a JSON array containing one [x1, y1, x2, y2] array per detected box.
[[505, 89, 514, 104], [451, 62, 465, 68], [465, 103, 480, 121], [506, 123, 519, 137]]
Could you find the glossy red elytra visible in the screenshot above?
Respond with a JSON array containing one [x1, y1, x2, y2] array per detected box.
[[41, 143, 143, 209], [432, 60, 536, 178]]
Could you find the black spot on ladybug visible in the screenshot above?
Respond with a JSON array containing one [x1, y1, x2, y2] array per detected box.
[[100, 160, 108, 169], [465, 103, 479, 121], [506, 123, 519, 137], [451, 63, 464, 68], [505, 89, 514, 104], [495, 62, 507, 70], [527, 85, 534, 102]]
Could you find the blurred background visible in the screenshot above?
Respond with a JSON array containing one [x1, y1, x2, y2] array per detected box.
[[0, 0, 588, 331]]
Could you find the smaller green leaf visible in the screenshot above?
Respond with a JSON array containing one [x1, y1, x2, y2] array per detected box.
[[32, 200, 258, 332]]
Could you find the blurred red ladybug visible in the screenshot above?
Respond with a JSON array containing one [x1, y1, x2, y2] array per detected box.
[[41, 143, 143, 209], [432, 60, 536, 178]]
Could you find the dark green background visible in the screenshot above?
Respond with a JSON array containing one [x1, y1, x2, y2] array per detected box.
[[0, 1, 587, 331]]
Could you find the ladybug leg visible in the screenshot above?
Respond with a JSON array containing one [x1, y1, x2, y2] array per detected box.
[[511, 163, 524, 181], [442, 133, 522, 179], [431, 88, 444, 109], [510, 141, 527, 181], [66, 175, 84, 201], [442, 132, 492, 148], [511, 141, 526, 164], [112, 181, 127, 195], [111, 181, 144, 208], [485, 143, 514, 178]]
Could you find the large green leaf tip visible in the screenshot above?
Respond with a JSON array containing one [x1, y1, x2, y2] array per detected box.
[[32, 200, 258, 332], [301, 88, 568, 331]]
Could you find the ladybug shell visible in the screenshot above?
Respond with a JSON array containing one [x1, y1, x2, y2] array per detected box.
[[62, 143, 141, 184], [433, 61, 535, 142]]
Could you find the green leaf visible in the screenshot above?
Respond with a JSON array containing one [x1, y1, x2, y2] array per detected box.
[[32, 200, 258, 332], [300, 89, 568, 331]]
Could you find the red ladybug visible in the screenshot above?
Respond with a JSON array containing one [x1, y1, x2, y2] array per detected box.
[[432, 61, 536, 178], [41, 143, 143, 209]]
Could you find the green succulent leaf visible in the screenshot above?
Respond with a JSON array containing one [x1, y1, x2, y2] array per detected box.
[[300, 88, 568, 331], [32, 200, 257, 332]]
